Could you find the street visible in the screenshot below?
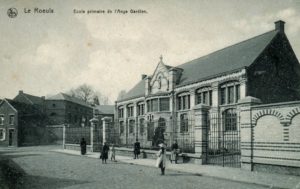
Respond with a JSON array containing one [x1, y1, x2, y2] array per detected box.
[[0, 146, 273, 189]]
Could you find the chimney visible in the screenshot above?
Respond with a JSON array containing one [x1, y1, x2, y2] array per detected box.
[[275, 20, 285, 33], [19, 90, 23, 94], [141, 74, 147, 80]]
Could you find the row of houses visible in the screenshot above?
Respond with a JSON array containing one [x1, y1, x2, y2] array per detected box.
[[0, 90, 114, 147]]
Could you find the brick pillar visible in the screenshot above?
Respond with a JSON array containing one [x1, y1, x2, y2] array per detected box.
[[238, 96, 262, 171], [102, 117, 112, 144], [193, 104, 210, 164], [89, 117, 99, 152]]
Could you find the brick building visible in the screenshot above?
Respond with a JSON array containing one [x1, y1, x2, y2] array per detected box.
[[46, 93, 93, 127], [115, 20, 300, 150], [0, 99, 46, 147]]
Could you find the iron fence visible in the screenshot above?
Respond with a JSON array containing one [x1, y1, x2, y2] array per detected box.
[[109, 119, 195, 153]]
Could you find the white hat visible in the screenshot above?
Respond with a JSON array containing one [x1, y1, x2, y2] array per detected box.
[[158, 143, 166, 148]]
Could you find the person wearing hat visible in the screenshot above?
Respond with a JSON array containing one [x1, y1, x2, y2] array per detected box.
[[155, 143, 167, 175]]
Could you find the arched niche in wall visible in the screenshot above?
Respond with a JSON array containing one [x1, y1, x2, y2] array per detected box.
[[289, 113, 300, 142], [254, 115, 283, 142]]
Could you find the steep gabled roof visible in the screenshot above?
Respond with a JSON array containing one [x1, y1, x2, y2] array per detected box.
[[46, 93, 92, 108], [14, 92, 44, 105], [5, 99, 42, 115], [118, 30, 279, 102], [176, 30, 278, 86], [94, 105, 114, 115]]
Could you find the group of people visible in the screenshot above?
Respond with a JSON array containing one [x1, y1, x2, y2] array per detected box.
[[80, 137, 180, 176], [80, 138, 116, 164]]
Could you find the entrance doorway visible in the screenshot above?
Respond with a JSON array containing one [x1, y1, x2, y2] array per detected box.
[[8, 129, 14, 146]]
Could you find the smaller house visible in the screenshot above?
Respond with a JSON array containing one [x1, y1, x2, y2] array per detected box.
[[0, 99, 46, 147]]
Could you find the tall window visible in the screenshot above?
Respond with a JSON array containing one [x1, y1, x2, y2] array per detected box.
[[139, 118, 145, 134], [127, 105, 134, 117], [223, 109, 237, 131], [177, 93, 190, 110], [0, 129, 5, 141], [196, 87, 212, 106], [159, 98, 170, 111], [137, 103, 145, 116], [180, 114, 189, 132], [129, 120, 135, 134], [120, 121, 124, 134], [220, 81, 241, 105], [0, 115, 4, 125], [118, 107, 124, 118], [9, 115, 14, 125], [147, 99, 158, 112]]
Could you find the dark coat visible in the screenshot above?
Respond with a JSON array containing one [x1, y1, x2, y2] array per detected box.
[[101, 144, 110, 159], [80, 139, 87, 155], [134, 142, 140, 155]]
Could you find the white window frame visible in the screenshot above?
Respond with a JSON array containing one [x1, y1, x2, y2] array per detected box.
[[0, 128, 5, 141], [0, 114, 4, 125]]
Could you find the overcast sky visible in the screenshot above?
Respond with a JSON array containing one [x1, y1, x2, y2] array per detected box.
[[1, 0, 300, 103]]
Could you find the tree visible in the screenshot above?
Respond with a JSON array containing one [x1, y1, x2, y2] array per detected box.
[[117, 90, 127, 100], [68, 84, 111, 105]]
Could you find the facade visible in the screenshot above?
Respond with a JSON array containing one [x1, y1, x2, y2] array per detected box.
[[0, 99, 46, 147], [46, 93, 93, 127], [115, 20, 300, 150]]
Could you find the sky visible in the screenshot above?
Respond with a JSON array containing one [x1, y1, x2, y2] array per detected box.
[[1, 0, 300, 104]]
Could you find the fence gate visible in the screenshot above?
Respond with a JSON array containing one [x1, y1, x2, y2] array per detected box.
[[205, 109, 241, 168]]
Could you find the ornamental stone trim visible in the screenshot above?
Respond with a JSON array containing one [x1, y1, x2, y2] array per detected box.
[[252, 109, 284, 125]]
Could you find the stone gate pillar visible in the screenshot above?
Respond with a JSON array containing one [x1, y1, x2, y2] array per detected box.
[[90, 117, 98, 152], [238, 96, 261, 171], [193, 104, 210, 164], [102, 117, 112, 144]]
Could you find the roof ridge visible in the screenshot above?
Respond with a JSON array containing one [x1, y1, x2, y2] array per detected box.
[[177, 30, 278, 68]]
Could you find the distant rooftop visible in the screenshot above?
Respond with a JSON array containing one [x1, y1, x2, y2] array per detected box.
[[47, 93, 92, 108]]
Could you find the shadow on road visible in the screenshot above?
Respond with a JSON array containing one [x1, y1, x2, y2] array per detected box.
[[21, 175, 90, 189]]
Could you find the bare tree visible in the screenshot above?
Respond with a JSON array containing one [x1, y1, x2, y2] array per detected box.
[[117, 90, 127, 100], [67, 84, 111, 105]]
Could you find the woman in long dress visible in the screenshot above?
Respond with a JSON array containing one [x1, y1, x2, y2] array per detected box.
[[156, 143, 167, 175], [101, 142, 110, 164]]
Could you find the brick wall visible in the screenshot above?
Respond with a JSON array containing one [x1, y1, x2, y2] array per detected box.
[[240, 99, 300, 175]]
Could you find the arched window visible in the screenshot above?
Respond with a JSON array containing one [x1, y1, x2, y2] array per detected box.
[[119, 121, 124, 134], [223, 109, 237, 131], [147, 121, 154, 141], [129, 120, 135, 133], [139, 118, 145, 134], [180, 114, 189, 132]]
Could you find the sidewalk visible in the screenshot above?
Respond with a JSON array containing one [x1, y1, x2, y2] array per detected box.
[[52, 149, 300, 189]]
